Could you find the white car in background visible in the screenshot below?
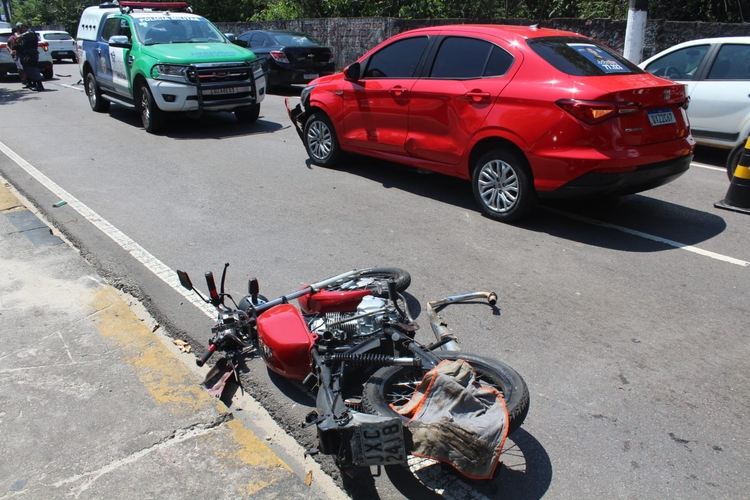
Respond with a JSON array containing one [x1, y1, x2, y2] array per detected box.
[[37, 30, 76, 63], [639, 37, 750, 179]]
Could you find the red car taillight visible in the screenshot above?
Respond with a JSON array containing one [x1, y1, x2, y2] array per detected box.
[[556, 99, 640, 125], [38, 42, 49, 52], [270, 50, 289, 63]]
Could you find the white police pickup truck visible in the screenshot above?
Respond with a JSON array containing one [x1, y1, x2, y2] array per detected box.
[[76, 1, 266, 133]]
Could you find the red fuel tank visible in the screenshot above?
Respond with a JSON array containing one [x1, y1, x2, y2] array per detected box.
[[256, 304, 316, 380]]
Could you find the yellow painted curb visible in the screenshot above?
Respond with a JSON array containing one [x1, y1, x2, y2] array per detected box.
[[85, 286, 291, 493], [0, 182, 26, 213]]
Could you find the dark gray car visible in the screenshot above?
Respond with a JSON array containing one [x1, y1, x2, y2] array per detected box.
[[237, 30, 335, 89]]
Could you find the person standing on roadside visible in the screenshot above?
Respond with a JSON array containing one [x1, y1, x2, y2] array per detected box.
[[14, 23, 44, 91], [6, 26, 28, 87]]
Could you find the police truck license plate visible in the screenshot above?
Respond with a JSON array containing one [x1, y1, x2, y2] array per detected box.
[[205, 86, 248, 95], [351, 418, 406, 466], [647, 109, 676, 126]]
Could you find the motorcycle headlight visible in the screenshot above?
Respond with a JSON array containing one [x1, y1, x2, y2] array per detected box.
[[151, 64, 190, 83]]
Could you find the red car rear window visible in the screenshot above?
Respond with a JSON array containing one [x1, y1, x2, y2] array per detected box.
[[528, 37, 644, 76]]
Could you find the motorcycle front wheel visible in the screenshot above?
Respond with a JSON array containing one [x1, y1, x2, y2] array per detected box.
[[361, 351, 529, 435], [324, 267, 411, 296]]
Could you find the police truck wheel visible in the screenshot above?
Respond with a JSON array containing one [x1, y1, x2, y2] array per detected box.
[[85, 72, 109, 113], [138, 83, 166, 134], [235, 104, 260, 123]]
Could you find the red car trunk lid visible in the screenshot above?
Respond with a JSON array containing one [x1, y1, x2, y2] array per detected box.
[[585, 76, 690, 146]]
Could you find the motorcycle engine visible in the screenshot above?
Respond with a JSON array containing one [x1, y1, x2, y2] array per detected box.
[[308, 296, 395, 342]]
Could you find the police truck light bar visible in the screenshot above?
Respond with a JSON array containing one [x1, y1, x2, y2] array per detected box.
[[118, 2, 190, 10]]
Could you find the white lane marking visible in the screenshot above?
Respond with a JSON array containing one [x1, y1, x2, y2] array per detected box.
[[691, 161, 726, 172], [2, 140, 747, 271], [59, 83, 84, 92], [543, 207, 749, 267], [0, 141, 216, 319]]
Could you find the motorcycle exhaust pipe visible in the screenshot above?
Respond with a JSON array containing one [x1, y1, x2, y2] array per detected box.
[[427, 291, 498, 351]]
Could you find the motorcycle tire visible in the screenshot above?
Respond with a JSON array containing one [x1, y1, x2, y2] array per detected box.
[[361, 351, 529, 435], [324, 267, 411, 296]]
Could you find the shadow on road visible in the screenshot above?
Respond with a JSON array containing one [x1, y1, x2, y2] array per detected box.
[[105, 105, 288, 139], [0, 80, 47, 104], [332, 154, 727, 250], [380, 428, 552, 500]]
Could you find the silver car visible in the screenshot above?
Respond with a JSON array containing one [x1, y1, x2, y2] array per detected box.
[[639, 37, 750, 179], [0, 28, 55, 80]]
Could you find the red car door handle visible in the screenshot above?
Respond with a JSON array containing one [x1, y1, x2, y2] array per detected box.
[[465, 90, 490, 102], [390, 86, 408, 96]]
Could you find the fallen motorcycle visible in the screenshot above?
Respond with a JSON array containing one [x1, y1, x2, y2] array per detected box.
[[176, 264, 529, 478]]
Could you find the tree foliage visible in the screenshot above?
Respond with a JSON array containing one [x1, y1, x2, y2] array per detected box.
[[6, 0, 747, 31], [252, 0, 747, 22]]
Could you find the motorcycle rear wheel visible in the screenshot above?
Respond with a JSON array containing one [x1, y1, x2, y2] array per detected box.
[[361, 351, 529, 435], [323, 267, 411, 296]]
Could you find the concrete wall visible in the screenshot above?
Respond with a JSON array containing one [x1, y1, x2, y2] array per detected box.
[[215, 17, 750, 71]]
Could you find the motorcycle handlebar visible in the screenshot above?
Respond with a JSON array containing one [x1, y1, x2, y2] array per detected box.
[[205, 272, 221, 308], [196, 343, 216, 367]]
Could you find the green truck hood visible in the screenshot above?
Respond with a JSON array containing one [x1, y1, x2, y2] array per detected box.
[[139, 42, 256, 64]]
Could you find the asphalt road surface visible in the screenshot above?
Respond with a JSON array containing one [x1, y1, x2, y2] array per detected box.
[[1, 67, 748, 499]]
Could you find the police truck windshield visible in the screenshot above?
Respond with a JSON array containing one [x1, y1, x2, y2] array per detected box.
[[133, 15, 226, 45]]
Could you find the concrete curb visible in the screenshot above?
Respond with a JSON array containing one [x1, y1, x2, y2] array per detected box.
[[0, 179, 346, 499]]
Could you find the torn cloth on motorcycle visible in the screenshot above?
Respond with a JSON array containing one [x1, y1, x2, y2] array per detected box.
[[395, 359, 509, 479]]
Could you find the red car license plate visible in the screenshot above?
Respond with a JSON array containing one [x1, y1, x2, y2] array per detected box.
[[647, 108, 676, 126], [351, 417, 406, 466]]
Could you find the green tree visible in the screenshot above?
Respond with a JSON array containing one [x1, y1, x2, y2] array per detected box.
[[10, 0, 91, 34], [8, 0, 748, 30]]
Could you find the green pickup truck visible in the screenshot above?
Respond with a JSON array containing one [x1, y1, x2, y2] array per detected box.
[[76, 1, 266, 133]]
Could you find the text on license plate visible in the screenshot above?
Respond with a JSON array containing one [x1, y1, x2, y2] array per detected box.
[[204, 86, 250, 96], [648, 109, 676, 126], [304, 73, 319, 80], [352, 419, 406, 466]]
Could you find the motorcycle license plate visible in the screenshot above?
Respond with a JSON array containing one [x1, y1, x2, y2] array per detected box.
[[647, 108, 676, 126], [351, 417, 407, 466], [204, 86, 250, 95]]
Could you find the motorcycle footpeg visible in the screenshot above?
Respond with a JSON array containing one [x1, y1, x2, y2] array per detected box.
[[302, 372, 319, 390], [303, 411, 322, 427]]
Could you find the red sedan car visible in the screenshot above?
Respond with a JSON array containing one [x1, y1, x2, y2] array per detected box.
[[287, 25, 695, 222]]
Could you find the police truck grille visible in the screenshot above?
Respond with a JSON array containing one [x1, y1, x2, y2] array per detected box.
[[186, 63, 252, 84]]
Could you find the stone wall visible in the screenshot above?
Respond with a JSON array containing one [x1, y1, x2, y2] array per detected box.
[[215, 17, 750, 70]]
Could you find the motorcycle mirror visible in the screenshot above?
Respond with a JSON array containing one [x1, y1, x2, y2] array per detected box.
[[248, 276, 259, 296], [176, 270, 193, 291], [220, 262, 229, 298]]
